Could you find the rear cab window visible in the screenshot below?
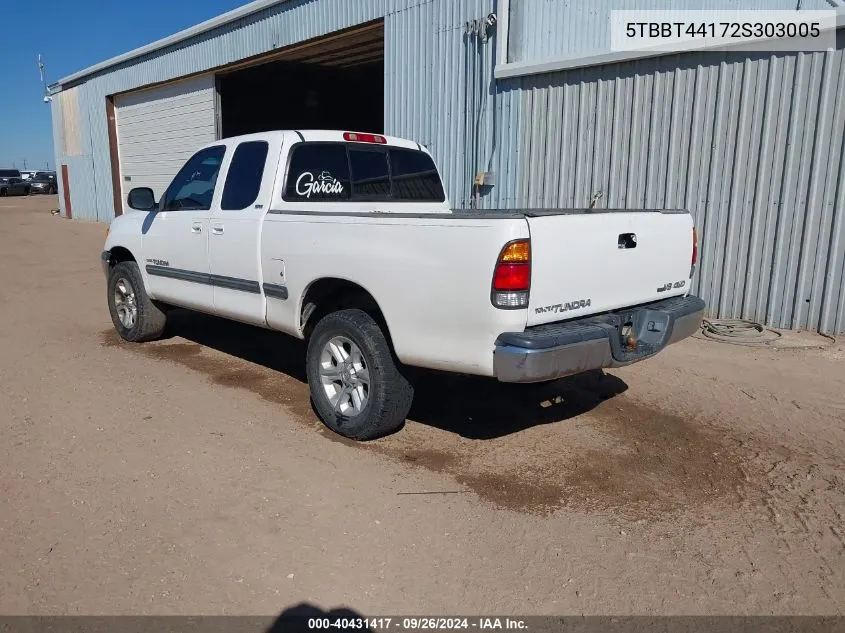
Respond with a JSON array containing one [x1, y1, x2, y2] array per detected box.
[[349, 148, 390, 198], [284, 144, 351, 202], [389, 148, 445, 202], [282, 142, 445, 204]]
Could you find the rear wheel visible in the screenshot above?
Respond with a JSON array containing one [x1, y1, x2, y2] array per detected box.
[[23, 187, 30, 196], [107, 261, 167, 342], [306, 309, 413, 440]]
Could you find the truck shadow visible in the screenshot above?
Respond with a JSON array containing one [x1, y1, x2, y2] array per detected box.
[[405, 367, 628, 439], [163, 308, 309, 382], [161, 309, 628, 440]]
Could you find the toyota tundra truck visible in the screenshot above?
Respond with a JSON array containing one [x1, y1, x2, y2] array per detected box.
[[102, 130, 705, 440]]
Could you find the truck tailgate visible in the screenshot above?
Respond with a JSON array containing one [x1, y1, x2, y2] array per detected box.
[[526, 211, 694, 327]]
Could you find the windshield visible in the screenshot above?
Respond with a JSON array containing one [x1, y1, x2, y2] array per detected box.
[[33, 174, 55, 182], [0, 169, 20, 178]]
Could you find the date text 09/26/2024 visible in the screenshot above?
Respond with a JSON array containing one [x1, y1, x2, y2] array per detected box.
[[306, 617, 528, 630]]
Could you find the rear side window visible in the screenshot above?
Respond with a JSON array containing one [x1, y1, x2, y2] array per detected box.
[[349, 149, 390, 198], [389, 148, 445, 202], [284, 143, 350, 201], [221, 141, 269, 210]]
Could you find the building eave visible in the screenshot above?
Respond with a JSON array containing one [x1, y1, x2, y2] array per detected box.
[[53, 0, 289, 91]]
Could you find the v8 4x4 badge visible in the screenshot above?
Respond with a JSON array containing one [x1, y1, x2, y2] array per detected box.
[[657, 280, 685, 292]]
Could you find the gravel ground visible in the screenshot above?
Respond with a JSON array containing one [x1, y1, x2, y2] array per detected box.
[[1, 195, 843, 615]]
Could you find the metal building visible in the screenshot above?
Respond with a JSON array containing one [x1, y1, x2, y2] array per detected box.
[[49, 0, 845, 334]]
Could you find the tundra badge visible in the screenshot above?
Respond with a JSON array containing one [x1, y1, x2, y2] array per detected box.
[[535, 299, 592, 315]]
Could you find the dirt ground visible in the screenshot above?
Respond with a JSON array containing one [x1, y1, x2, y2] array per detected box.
[[1, 195, 843, 616]]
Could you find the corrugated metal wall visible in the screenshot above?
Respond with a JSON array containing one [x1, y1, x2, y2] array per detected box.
[[506, 0, 836, 62], [49, 88, 67, 212], [52, 0, 517, 220], [384, 0, 520, 208], [50, 0, 845, 333], [516, 30, 845, 333], [50, 85, 103, 221]]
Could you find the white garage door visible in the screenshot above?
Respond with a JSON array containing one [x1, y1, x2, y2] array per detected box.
[[115, 74, 217, 206]]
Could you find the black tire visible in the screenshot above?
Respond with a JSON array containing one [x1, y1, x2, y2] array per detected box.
[[49, 186, 56, 195], [306, 309, 413, 440], [0, 189, 6, 196], [106, 261, 167, 342]]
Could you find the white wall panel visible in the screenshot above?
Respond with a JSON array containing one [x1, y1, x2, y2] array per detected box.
[[115, 75, 217, 204]]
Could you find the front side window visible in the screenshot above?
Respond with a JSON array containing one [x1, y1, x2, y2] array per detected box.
[[284, 143, 350, 202], [162, 145, 226, 211], [221, 141, 269, 210]]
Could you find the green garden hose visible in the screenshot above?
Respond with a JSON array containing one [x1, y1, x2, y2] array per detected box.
[[699, 318, 783, 347]]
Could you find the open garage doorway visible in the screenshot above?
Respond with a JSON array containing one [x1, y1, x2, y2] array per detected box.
[[217, 21, 384, 138]]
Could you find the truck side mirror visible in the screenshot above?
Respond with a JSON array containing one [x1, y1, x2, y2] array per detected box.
[[127, 187, 156, 211]]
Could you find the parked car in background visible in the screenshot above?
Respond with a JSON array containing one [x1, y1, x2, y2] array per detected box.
[[0, 170, 30, 196], [28, 172, 57, 194], [20, 170, 38, 181]]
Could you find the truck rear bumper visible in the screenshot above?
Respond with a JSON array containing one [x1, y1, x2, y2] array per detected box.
[[494, 295, 705, 383]]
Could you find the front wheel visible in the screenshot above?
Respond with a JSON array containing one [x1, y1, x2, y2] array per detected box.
[[107, 261, 167, 342], [23, 187, 30, 196], [306, 309, 414, 440]]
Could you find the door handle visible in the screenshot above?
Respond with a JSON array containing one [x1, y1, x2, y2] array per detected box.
[[191, 222, 202, 234], [211, 223, 224, 235]]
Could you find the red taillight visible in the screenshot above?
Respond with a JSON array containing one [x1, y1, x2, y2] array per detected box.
[[343, 132, 387, 144], [692, 228, 698, 266], [491, 239, 531, 308], [494, 263, 531, 291]]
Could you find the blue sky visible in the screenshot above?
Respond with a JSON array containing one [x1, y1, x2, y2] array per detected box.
[[0, 0, 248, 170]]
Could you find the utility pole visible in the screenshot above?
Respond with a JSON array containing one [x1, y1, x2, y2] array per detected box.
[[38, 55, 51, 102], [22, 159, 28, 170]]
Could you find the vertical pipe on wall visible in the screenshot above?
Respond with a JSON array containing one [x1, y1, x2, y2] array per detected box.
[[473, 21, 484, 209], [485, 6, 500, 199], [462, 24, 472, 209]]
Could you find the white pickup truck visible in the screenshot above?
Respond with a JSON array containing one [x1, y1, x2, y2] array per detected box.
[[102, 130, 705, 440]]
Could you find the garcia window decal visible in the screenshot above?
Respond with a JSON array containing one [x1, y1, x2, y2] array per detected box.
[[295, 170, 345, 198], [284, 143, 351, 201], [282, 142, 445, 203]]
